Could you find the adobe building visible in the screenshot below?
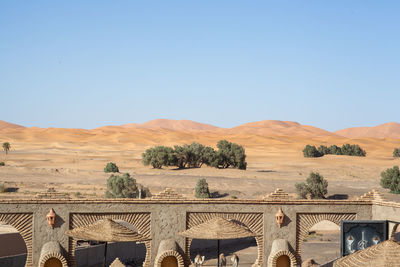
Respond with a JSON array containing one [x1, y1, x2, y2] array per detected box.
[[0, 188, 400, 267]]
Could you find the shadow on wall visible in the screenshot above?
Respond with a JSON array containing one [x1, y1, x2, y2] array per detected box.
[[75, 242, 146, 267], [190, 237, 257, 261], [0, 253, 27, 267]]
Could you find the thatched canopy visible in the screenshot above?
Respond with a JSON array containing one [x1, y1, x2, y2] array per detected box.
[[179, 217, 258, 240], [333, 239, 400, 267], [65, 218, 149, 242]]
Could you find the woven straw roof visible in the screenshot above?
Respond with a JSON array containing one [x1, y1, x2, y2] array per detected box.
[[179, 217, 258, 240], [65, 218, 149, 242], [333, 239, 400, 267]]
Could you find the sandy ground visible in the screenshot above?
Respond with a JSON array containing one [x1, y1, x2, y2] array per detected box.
[[0, 140, 400, 201], [1, 122, 400, 265]]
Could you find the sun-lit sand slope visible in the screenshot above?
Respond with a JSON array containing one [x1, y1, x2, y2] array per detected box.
[[1, 119, 400, 199], [0, 120, 25, 130], [335, 122, 400, 139]]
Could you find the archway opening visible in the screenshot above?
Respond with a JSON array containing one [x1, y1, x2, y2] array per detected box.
[[276, 255, 290, 267], [0, 222, 27, 267], [301, 220, 340, 265], [190, 237, 257, 267], [161, 255, 178, 267], [74, 220, 147, 267], [44, 257, 62, 267]]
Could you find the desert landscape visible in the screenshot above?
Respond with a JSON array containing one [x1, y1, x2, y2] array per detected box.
[[1, 119, 400, 201]]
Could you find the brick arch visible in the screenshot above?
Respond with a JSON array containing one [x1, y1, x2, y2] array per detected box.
[[39, 252, 68, 267], [155, 250, 184, 267], [268, 250, 297, 267], [185, 213, 263, 267], [68, 213, 151, 267], [296, 213, 356, 262], [0, 213, 33, 267]]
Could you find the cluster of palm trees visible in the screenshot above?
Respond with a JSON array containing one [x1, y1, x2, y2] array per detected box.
[[2, 142, 10, 155]]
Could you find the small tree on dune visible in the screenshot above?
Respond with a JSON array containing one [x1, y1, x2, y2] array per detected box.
[[394, 148, 400, 158], [2, 142, 10, 155], [105, 173, 138, 198], [104, 162, 119, 173], [195, 178, 211, 198], [142, 146, 174, 169], [380, 166, 400, 194], [303, 145, 323, 158], [295, 172, 328, 199]]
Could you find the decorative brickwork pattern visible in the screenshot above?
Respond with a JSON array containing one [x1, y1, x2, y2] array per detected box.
[[35, 188, 71, 199], [0, 213, 33, 267], [155, 250, 184, 267], [39, 252, 68, 267], [267, 250, 297, 267], [333, 239, 400, 267], [109, 257, 126, 267], [296, 213, 356, 263], [152, 188, 186, 200], [185, 213, 263, 267], [358, 189, 386, 202], [68, 213, 151, 267], [263, 189, 292, 201]]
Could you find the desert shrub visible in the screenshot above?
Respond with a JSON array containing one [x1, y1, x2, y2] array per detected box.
[[213, 140, 247, 170], [201, 146, 217, 167], [142, 141, 246, 170], [303, 145, 323, 158], [329, 145, 342, 155], [195, 178, 211, 198], [380, 166, 400, 193], [0, 162, 4, 166], [394, 148, 400, 158], [295, 172, 328, 199], [74, 191, 82, 198], [104, 162, 119, 173], [105, 173, 139, 198], [304, 144, 365, 157], [173, 143, 219, 169], [317, 145, 330, 155], [341, 144, 366, 157], [142, 146, 175, 169]]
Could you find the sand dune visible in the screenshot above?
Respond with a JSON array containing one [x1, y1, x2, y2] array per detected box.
[[335, 122, 400, 139], [1, 119, 400, 200], [0, 119, 399, 153], [225, 120, 337, 137], [0, 120, 25, 130], [120, 119, 220, 132]]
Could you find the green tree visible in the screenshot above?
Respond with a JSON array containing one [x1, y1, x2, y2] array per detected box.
[[105, 173, 139, 198], [393, 148, 400, 158], [341, 144, 366, 157], [303, 145, 323, 158], [295, 172, 328, 199], [195, 178, 211, 198], [329, 145, 342, 155], [214, 140, 247, 170], [104, 162, 119, 173], [142, 146, 174, 169], [201, 146, 217, 167], [318, 145, 330, 155], [2, 142, 10, 155], [380, 166, 400, 193]]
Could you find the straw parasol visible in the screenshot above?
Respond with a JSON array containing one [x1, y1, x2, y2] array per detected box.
[[333, 239, 400, 267], [179, 217, 258, 267], [66, 218, 150, 267]]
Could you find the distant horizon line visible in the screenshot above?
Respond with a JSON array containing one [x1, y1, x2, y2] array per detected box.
[[1, 118, 399, 133]]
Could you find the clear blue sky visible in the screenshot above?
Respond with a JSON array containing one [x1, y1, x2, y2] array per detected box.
[[1, 1, 399, 131]]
